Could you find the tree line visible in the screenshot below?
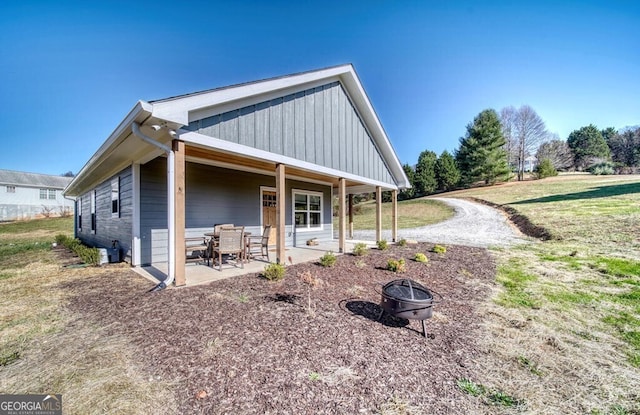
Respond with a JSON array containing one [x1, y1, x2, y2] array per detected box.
[[399, 106, 640, 200]]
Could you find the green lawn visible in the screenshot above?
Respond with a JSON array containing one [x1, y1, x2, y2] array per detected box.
[[0, 217, 74, 268], [335, 198, 455, 231], [446, 173, 640, 413]]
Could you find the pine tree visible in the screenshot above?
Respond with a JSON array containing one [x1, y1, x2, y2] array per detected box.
[[414, 150, 437, 196], [455, 109, 510, 185], [435, 151, 460, 191], [567, 124, 611, 170], [399, 164, 416, 200]]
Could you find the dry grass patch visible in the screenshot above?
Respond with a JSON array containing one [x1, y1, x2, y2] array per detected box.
[[0, 248, 178, 414]]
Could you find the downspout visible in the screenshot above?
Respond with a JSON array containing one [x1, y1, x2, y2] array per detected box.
[[131, 122, 175, 291]]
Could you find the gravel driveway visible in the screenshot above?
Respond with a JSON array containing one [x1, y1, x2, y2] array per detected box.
[[352, 197, 531, 248]]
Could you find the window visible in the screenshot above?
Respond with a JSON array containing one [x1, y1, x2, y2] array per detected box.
[[111, 177, 119, 217], [6, 186, 15, 193], [293, 191, 322, 230], [90, 190, 96, 233], [40, 189, 47, 199], [48, 189, 56, 200], [78, 198, 82, 231]]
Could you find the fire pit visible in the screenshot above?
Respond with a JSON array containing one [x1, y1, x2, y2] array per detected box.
[[378, 279, 442, 338]]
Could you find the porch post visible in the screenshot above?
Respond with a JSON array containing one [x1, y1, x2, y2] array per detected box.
[[173, 140, 186, 286], [338, 178, 346, 253], [275, 163, 286, 264], [375, 186, 382, 242], [391, 189, 398, 242], [348, 194, 353, 239]]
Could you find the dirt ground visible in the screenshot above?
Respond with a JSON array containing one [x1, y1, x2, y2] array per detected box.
[[64, 243, 503, 414]]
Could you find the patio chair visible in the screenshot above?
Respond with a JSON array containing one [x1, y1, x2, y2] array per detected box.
[[206, 223, 234, 258], [185, 236, 209, 266], [246, 225, 271, 262], [212, 226, 245, 271]]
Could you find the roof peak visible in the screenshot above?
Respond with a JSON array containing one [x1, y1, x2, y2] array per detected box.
[[149, 63, 353, 104]]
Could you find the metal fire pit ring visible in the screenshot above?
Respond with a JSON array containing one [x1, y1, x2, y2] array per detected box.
[[377, 279, 443, 338]]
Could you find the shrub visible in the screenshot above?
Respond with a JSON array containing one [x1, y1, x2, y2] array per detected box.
[[534, 158, 557, 179], [352, 243, 368, 256], [55, 234, 68, 245], [588, 162, 615, 175], [397, 238, 408, 247], [387, 258, 406, 273], [263, 263, 286, 281], [56, 234, 100, 265], [319, 251, 337, 267], [432, 245, 447, 254], [414, 253, 428, 263], [377, 240, 388, 250]]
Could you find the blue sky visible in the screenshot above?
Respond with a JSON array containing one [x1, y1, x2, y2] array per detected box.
[[1, 0, 638, 176]]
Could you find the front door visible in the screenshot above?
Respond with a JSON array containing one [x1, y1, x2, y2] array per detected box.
[[262, 190, 277, 245]]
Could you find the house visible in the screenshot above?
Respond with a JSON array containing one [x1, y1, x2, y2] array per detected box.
[[63, 64, 410, 286], [0, 169, 74, 221]]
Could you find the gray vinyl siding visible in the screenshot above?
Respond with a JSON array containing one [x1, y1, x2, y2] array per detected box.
[[185, 82, 395, 186], [139, 158, 332, 265], [76, 166, 133, 261]]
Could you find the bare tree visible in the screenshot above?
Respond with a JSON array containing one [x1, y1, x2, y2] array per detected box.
[[536, 136, 574, 170], [512, 105, 549, 180], [499, 106, 518, 170]]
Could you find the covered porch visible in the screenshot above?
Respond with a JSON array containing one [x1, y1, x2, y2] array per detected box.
[[163, 137, 401, 287], [134, 239, 375, 287]]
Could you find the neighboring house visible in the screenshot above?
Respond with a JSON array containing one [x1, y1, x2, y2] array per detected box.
[[64, 64, 410, 286], [0, 169, 74, 221]]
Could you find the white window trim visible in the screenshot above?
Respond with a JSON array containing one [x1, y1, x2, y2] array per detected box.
[[291, 188, 323, 232], [90, 190, 96, 234], [78, 197, 82, 231], [39, 189, 47, 200], [111, 177, 120, 218]]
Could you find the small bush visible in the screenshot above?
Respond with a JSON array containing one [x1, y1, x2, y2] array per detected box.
[[534, 158, 557, 179], [432, 245, 447, 254], [588, 162, 615, 175], [56, 234, 100, 265], [377, 240, 388, 250], [414, 253, 428, 263], [387, 258, 406, 273], [319, 251, 337, 267], [55, 234, 68, 245], [397, 238, 408, 247], [352, 243, 368, 256], [262, 263, 286, 281]]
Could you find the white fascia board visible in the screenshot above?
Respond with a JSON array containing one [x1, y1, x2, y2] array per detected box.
[[64, 101, 153, 196], [179, 130, 399, 191], [340, 70, 411, 189], [150, 65, 354, 126]]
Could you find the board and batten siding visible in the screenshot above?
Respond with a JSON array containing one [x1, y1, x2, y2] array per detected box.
[[185, 81, 395, 186], [76, 166, 133, 261], [140, 158, 332, 265]]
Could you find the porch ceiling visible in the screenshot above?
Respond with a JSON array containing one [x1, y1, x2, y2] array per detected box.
[[185, 145, 369, 190]]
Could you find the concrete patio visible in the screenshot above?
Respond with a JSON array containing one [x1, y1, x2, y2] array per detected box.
[[133, 239, 376, 287]]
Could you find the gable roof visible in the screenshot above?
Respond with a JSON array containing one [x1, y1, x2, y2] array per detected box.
[[65, 64, 409, 196], [0, 169, 72, 189]]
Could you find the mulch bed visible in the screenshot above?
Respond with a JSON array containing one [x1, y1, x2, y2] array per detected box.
[[64, 243, 497, 414]]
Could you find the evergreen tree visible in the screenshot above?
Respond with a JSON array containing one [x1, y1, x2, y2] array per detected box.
[[455, 109, 510, 185], [435, 150, 460, 191], [398, 164, 416, 200], [414, 150, 437, 196], [567, 124, 611, 170], [535, 158, 558, 179]]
